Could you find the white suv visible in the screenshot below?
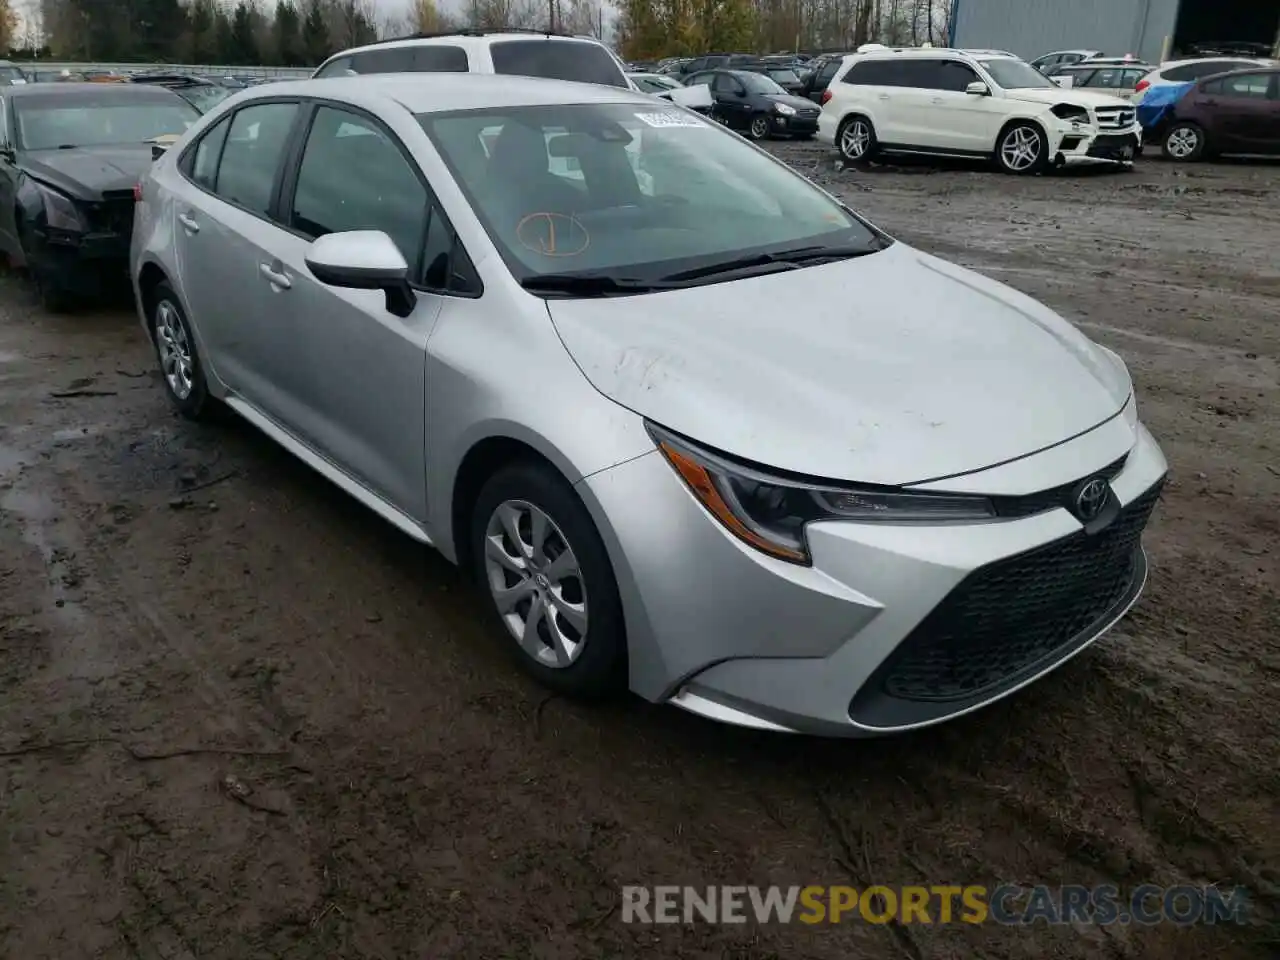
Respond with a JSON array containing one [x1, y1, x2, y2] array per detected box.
[[818, 50, 1143, 174], [313, 30, 631, 88]]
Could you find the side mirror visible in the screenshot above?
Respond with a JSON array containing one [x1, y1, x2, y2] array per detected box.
[[305, 230, 417, 318], [965, 81, 990, 96]]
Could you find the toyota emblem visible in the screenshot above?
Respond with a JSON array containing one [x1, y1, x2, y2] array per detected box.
[[1073, 477, 1109, 522]]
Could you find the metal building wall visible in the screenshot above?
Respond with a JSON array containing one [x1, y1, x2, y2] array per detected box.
[[951, 0, 1180, 64]]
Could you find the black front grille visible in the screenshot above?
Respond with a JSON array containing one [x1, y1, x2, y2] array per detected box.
[[868, 480, 1164, 706], [89, 193, 135, 237], [991, 455, 1127, 519]]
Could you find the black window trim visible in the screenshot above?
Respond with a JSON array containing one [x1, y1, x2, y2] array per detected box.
[[176, 96, 307, 229], [276, 97, 482, 299]]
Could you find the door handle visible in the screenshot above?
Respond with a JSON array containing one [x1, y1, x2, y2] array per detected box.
[[930, 97, 944, 104], [1201, 98, 1218, 106], [878, 93, 890, 100], [177, 212, 199, 234], [259, 263, 292, 289]]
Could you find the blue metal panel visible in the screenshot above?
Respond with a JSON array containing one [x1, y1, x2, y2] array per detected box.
[[952, 0, 1181, 64]]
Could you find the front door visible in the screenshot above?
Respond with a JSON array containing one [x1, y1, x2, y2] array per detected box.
[[264, 103, 450, 518], [915, 59, 1005, 153]]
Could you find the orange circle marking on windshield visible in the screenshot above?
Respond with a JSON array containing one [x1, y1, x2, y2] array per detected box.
[[516, 212, 590, 257]]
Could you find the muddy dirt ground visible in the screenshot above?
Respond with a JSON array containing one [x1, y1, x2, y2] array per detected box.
[[1, 149, 1277, 960]]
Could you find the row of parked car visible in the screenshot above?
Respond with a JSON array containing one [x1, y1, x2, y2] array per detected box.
[[0, 28, 1172, 738]]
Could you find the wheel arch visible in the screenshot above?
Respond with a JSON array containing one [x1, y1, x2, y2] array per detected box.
[[994, 113, 1050, 152]]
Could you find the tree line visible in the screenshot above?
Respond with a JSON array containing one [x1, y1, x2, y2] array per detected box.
[[9, 0, 607, 67], [0, 0, 947, 67], [617, 0, 950, 60]]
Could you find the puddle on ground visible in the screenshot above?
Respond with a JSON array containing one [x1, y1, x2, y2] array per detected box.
[[0, 443, 24, 477], [52, 424, 105, 443]]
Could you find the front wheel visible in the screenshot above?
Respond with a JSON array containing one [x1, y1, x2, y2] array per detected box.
[[996, 123, 1047, 175], [748, 115, 771, 140], [1162, 121, 1205, 162], [471, 462, 627, 699], [837, 116, 876, 163]]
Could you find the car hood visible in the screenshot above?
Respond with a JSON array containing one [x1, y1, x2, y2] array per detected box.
[[546, 242, 1132, 485], [1006, 87, 1133, 109], [765, 92, 818, 110], [19, 144, 156, 200]]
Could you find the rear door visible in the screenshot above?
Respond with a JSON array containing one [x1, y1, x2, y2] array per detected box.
[[172, 101, 304, 421], [806, 57, 843, 103]]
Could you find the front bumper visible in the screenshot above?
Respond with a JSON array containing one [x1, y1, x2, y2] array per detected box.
[[1050, 122, 1143, 163], [771, 112, 820, 135], [580, 416, 1167, 737]]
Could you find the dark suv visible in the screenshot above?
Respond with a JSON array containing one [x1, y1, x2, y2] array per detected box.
[[1159, 68, 1280, 161]]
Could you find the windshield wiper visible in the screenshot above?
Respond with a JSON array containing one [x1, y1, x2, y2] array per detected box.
[[520, 273, 684, 297], [659, 241, 887, 283]]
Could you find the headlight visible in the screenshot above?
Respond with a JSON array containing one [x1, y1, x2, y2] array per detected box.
[[774, 102, 797, 116], [34, 183, 85, 231], [650, 425, 996, 565], [1050, 103, 1091, 123]]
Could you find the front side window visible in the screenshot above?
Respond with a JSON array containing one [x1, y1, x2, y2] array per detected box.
[[14, 94, 199, 150], [935, 60, 979, 92], [767, 69, 800, 85], [740, 73, 785, 95], [711, 73, 740, 94], [214, 102, 298, 216], [489, 39, 628, 88], [421, 103, 883, 284], [978, 58, 1058, 90], [290, 106, 428, 275]]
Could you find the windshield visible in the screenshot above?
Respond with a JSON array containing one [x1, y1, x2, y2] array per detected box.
[[767, 68, 800, 84], [419, 103, 881, 284], [979, 59, 1058, 89], [15, 97, 200, 150], [740, 72, 786, 94], [175, 85, 234, 113]]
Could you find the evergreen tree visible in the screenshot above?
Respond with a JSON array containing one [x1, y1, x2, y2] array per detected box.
[[274, 0, 302, 66], [301, 0, 330, 66], [230, 1, 258, 64]]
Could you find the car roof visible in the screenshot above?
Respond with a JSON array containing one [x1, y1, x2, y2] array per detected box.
[[241, 73, 653, 113], [329, 30, 611, 62], [1157, 56, 1273, 68], [855, 49, 1018, 62]]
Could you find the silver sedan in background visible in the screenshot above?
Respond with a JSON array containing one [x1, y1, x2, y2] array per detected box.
[[131, 74, 1167, 737]]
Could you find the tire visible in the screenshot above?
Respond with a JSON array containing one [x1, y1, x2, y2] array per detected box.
[[471, 461, 626, 699], [836, 115, 877, 163], [1162, 121, 1205, 162], [748, 114, 771, 141], [18, 224, 74, 312], [149, 282, 213, 420], [996, 122, 1047, 175]]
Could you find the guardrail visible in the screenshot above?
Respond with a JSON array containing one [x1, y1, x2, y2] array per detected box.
[[12, 62, 315, 80]]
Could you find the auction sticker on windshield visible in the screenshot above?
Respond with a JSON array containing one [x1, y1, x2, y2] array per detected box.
[[634, 111, 705, 129]]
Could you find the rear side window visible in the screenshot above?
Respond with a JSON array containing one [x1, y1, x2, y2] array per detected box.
[[189, 115, 230, 189], [314, 56, 352, 78], [1220, 73, 1272, 98], [489, 39, 627, 88], [1164, 60, 1258, 82], [349, 45, 468, 74], [214, 102, 298, 217]]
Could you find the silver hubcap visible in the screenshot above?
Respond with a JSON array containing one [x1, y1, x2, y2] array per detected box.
[[154, 300, 194, 400], [1167, 127, 1198, 159], [751, 118, 768, 138], [483, 500, 588, 669], [1001, 126, 1041, 171], [841, 120, 870, 158]]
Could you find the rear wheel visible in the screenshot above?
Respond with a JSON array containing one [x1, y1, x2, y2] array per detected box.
[[1162, 121, 1205, 162], [150, 282, 214, 420]]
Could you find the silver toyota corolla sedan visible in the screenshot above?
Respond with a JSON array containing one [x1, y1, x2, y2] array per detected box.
[[130, 74, 1168, 737]]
